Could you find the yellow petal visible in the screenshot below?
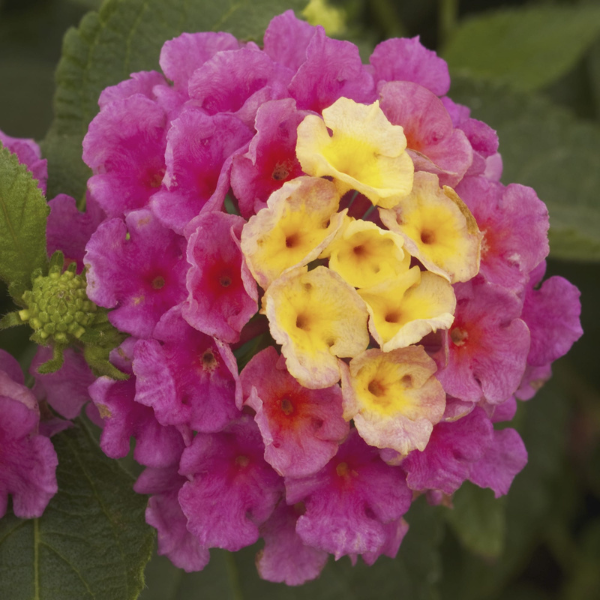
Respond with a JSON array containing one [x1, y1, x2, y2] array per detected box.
[[264, 266, 369, 388], [358, 267, 456, 351], [241, 177, 345, 289], [323, 217, 410, 288], [379, 172, 482, 283], [296, 98, 414, 207], [341, 347, 445, 454]]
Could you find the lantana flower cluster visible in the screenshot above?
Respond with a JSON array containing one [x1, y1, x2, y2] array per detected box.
[[0, 11, 583, 586]]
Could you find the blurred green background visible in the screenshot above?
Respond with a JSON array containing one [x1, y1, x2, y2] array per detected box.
[[1, 0, 600, 598]]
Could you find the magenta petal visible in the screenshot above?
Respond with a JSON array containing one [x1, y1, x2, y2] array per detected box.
[[46, 193, 106, 273], [231, 98, 307, 218], [133, 305, 241, 432], [490, 396, 517, 423], [0, 348, 24, 385], [241, 347, 348, 478], [83, 95, 168, 218], [98, 71, 168, 108], [0, 376, 58, 518], [437, 279, 530, 404], [516, 364, 552, 401], [31, 347, 95, 420], [289, 28, 375, 113], [89, 344, 186, 468], [257, 501, 328, 586], [160, 32, 240, 91], [379, 81, 472, 186], [285, 430, 412, 559], [188, 47, 293, 127], [0, 129, 47, 194], [360, 518, 409, 566], [370, 37, 450, 96], [183, 212, 258, 343], [135, 466, 210, 572], [456, 177, 549, 293], [468, 429, 527, 498], [84, 209, 187, 338], [263, 10, 317, 72], [401, 407, 493, 495], [521, 262, 583, 367], [178, 415, 283, 551], [150, 109, 252, 234]]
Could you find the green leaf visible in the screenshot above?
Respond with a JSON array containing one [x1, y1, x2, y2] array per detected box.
[[43, 0, 310, 201], [443, 6, 600, 92], [0, 421, 154, 600], [141, 497, 443, 600], [0, 143, 49, 298], [450, 76, 600, 262], [444, 482, 506, 559]]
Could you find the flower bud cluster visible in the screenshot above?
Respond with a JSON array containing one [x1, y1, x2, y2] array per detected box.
[[20, 265, 97, 344]]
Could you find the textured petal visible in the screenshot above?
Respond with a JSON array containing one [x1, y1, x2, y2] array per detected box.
[[468, 429, 528, 498], [341, 347, 445, 455], [183, 212, 258, 343], [178, 416, 283, 551], [370, 37, 450, 96], [285, 430, 412, 559], [83, 95, 168, 217], [257, 501, 328, 585], [289, 28, 375, 113], [264, 266, 370, 389], [84, 209, 188, 338], [133, 305, 241, 432], [241, 347, 348, 478]]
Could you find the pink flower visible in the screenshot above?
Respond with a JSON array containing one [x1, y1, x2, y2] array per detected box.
[[400, 407, 493, 495], [183, 212, 258, 343], [436, 278, 530, 404], [46, 192, 105, 272], [285, 429, 412, 559], [231, 98, 307, 218], [370, 36, 450, 96], [257, 501, 328, 585], [178, 415, 283, 551], [150, 109, 252, 235], [83, 95, 168, 218], [379, 81, 473, 187], [456, 176, 549, 293], [133, 306, 241, 432], [134, 466, 209, 572], [241, 347, 348, 477], [520, 261, 583, 367], [89, 340, 187, 468], [85, 209, 187, 338], [0, 350, 58, 518]]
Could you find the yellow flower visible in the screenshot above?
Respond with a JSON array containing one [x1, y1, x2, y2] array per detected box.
[[264, 266, 369, 388], [241, 176, 345, 289], [322, 216, 410, 288], [379, 172, 481, 283], [358, 266, 455, 351], [341, 347, 445, 454], [296, 98, 414, 208]]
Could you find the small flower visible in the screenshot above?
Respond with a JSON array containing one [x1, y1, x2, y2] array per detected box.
[[264, 266, 369, 388], [296, 97, 414, 207], [341, 346, 446, 455]]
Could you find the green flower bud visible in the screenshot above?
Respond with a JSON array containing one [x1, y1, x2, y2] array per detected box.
[[20, 261, 99, 347]]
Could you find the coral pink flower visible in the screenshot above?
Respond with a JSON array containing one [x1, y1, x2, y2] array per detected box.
[[241, 347, 348, 477]]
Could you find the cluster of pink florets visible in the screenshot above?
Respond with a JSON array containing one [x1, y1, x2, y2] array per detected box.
[[0, 11, 583, 586]]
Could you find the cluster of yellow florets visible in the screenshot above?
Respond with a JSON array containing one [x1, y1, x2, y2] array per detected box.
[[240, 97, 483, 455]]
